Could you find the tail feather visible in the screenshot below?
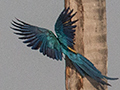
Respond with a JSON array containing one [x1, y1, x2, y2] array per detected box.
[[72, 62, 85, 76], [77, 54, 106, 79], [67, 52, 118, 86], [73, 62, 112, 86], [103, 76, 118, 80], [78, 54, 101, 74]]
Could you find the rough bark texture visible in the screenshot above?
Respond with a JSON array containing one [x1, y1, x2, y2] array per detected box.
[[65, 0, 108, 90], [65, 0, 84, 90]]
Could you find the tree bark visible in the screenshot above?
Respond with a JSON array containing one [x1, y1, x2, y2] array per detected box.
[[65, 0, 108, 90]]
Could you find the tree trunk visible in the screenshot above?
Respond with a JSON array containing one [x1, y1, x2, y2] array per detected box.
[[65, 0, 108, 90]]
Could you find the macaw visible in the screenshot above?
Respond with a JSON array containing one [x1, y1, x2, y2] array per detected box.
[[11, 7, 118, 86]]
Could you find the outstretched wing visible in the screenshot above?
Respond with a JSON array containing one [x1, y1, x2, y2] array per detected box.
[[55, 7, 78, 49], [11, 18, 62, 60]]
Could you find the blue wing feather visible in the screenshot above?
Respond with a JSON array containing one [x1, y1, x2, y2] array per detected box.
[[19, 34, 36, 39], [27, 38, 39, 47], [55, 7, 78, 49], [32, 39, 41, 49], [23, 37, 37, 43], [11, 18, 63, 60]]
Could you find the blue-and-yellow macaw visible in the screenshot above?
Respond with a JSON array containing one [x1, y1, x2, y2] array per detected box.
[[11, 7, 118, 86]]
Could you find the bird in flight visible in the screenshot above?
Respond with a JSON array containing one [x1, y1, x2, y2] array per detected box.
[[11, 7, 118, 86]]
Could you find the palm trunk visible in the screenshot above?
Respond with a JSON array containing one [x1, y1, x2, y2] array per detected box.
[[65, 0, 108, 90]]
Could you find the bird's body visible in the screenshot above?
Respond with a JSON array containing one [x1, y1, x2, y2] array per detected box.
[[11, 7, 118, 86]]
